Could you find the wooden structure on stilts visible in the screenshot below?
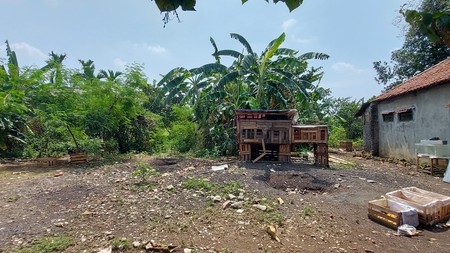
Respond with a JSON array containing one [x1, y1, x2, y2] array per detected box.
[[235, 109, 328, 166]]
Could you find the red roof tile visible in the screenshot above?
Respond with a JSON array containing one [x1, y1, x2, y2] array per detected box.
[[373, 57, 450, 102]]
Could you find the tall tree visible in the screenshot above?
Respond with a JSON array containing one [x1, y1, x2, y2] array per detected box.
[[41, 52, 68, 85], [401, 0, 450, 48], [374, 0, 450, 90]]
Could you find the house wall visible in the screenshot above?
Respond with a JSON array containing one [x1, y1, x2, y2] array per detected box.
[[376, 83, 450, 161], [362, 103, 379, 156]]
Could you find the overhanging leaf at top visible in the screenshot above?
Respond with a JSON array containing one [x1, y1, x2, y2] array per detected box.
[[154, 0, 304, 13], [155, 0, 196, 12]]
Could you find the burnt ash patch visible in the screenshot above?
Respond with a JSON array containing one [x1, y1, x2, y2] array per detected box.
[[267, 172, 332, 192]]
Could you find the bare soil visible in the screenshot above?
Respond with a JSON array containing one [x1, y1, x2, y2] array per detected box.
[[1, 151, 450, 253]]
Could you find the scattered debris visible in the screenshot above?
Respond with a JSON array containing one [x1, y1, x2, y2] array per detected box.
[[145, 240, 178, 252], [132, 241, 141, 248], [98, 247, 112, 253], [253, 204, 267, 211], [54, 171, 64, 177], [82, 210, 93, 216], [211, 195, 222, 202], [222, 200, 232, 209], [277, 197, 284, 205], [266, 224, 281, 242], [397, 224, 420, 236], [211, 164, 228, 171]]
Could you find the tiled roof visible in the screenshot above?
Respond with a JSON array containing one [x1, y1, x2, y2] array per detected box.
[[373, 57, 450, 102]]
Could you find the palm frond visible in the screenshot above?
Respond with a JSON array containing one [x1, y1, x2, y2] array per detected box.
[[298, 52, 330, 60], [190, 63, 227, 75], [230, 33, 254, 54], [216, 49, 243, 59]]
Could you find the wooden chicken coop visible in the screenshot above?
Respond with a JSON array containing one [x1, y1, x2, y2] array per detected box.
[[236, 109, 328, 166]]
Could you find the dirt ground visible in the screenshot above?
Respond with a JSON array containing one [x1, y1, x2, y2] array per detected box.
[[1, 150, 450, 253]]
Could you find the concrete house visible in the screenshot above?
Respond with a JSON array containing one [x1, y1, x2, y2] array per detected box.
[[357, 57, 450, 161]]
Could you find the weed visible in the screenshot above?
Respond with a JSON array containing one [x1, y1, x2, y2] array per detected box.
[[167, 222, 176, 233], [221, 180, 243, 195], [133, 163, 160, 185], [181, 178, 217, 192], [13, 236, 74, 253], [301, 206, 315, 217], [206, 199, 215, 207], [179, 223, 189, 232], [110, 238, 130, 250], [7, 195, 19, 202], [262, 211, 286, 226]]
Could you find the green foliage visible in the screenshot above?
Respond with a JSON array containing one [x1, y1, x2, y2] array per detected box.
[[1, 34, 331, 159], [324, 97, 363, 147], [13, 236, 74, 253], [374, 0, 450, 90], [401, 0, 450, 47], [110, 238, 130, 250], [152, 0, 304, 14], [181, 177, 217, 192], [133, 163, 160, 185], [167, 106, 200, 153], [262, 211, 286, 226], [328, 125, 346, 148], [300, 206, 315, 217], [221, 180, 243, 195]]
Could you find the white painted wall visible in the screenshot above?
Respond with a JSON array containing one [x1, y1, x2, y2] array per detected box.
[[377, 83, 450, 161]]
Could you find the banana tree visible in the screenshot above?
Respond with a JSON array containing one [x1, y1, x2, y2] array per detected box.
[[156, 63, 227, 120], [211, 33, 329, 109], [0, 41, 30, 151]]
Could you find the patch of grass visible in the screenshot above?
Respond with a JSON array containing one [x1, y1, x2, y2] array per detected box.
[[221, 180, 243, 195], [265, 211, 286, 226], [181, 178, 217, 192], [301, 206, 316, 217], [206, 199, 215, 207], [110, 238, 130, 251], [13, 236, 74, 253], [7, 195, 19, 202], [179, 223, 189, 232], [131, 182, 157, 191]]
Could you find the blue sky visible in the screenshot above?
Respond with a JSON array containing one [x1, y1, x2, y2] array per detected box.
[[0, 0, 405, 100]]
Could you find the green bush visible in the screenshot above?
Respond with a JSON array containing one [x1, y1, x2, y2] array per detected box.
[[328, 125, 346, 148], [167, 106, 200, 153]]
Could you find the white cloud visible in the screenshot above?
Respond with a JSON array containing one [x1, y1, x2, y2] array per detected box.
[[132, 42, 167, 54], [146, 45, 166, 54], [113, 58, 127, 69], [332, 62, 364, 73], [282, 18, 297, 31], [11, 42, 47, 60]]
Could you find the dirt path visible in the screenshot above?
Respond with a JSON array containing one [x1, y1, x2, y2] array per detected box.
[[1, 152, 449, 252]]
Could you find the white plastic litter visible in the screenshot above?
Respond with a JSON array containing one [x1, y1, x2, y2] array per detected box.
[[444, 162, 450, 183], [397, 224, 419, 236], [386, 199, 419, 227], [211, 164, 228, 171]]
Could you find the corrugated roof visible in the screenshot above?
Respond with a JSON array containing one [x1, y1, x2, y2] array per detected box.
[[373, 57, 450, 102]]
